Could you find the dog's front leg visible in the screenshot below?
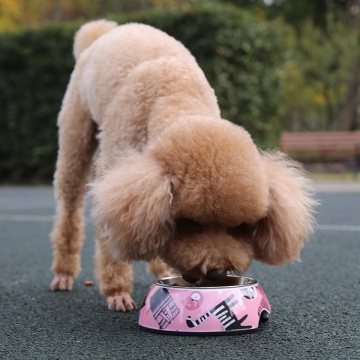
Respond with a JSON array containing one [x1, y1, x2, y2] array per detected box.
[[148, 258, 173, 279], [95, 237, 137, 311]]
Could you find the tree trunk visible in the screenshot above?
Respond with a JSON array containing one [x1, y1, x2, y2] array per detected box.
[[338, 61, 360, 130]]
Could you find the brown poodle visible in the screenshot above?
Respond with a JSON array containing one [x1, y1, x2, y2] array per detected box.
[[50, 20, 316, 311]]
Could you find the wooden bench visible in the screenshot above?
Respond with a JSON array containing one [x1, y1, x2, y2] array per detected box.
[[279, 131, 360, 174]]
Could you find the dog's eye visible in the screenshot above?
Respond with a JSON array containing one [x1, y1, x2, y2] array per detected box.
[[227, 223, 252, 238], [175, 218, 203, 236]]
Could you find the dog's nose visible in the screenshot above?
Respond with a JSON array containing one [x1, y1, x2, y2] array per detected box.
[[205, 268, 227, 281]]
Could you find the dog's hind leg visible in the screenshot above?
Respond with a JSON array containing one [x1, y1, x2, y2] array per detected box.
[[50, 78, 97, 291], [95, 238, 137, 311]]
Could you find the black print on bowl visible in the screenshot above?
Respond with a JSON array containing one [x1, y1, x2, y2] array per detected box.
[[149, 287, 180, 329], [186, 294, 252, 331]]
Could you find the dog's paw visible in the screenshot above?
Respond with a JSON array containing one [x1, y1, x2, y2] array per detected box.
[[49, 274, 74, 291], [107, 293, 137, 312]]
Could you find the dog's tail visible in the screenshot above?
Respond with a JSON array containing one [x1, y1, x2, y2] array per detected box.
[[73, 19, 118, 61]]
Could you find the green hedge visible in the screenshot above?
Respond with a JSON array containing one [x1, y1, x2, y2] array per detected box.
[[0, 5, 289, 183]]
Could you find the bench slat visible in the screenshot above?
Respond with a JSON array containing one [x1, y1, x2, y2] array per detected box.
[[279, 132, 360, 170], [280, 131, 360, 152]]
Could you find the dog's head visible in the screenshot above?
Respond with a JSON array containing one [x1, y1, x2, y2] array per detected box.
[[92, 118, 316, 283]]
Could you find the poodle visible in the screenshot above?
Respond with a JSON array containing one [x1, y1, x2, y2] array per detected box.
[[49, 20, 316, 311]]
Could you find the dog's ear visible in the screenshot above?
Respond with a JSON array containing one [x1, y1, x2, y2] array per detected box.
[[251, 152, 317, 265], [91, 153, 174, 261]]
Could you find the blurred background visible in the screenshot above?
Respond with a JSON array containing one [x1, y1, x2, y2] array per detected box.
[[1, 0, 359, 184]]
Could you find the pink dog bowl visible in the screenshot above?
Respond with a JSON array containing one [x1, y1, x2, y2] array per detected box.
[[139, 275, 271, 335]]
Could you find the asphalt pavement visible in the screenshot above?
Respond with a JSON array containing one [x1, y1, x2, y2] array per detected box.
[[0, 184, 359, 360]]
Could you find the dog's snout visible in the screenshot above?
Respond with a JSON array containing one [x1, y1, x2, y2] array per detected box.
[[182, 274, 200, 283], [205, 268, 227, 281], [182, 268, 202, 283], [183, 268, 228, 283]]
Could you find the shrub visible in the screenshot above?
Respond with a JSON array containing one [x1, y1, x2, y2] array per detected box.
[[0, 23, 76, 183], [0, 5, 289, 183]]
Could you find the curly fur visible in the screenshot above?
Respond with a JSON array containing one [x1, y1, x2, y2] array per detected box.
[[50, 20, 317, 311]]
